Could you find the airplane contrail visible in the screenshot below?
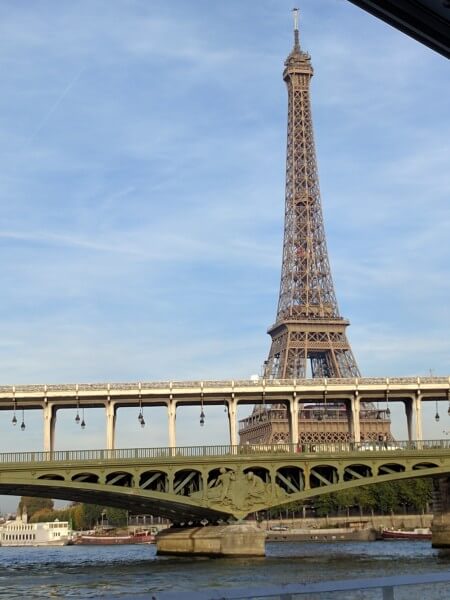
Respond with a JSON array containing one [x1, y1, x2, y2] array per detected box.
[[26, 66, 86, 145]]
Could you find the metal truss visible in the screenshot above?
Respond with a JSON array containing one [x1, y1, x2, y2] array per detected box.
[[265, 18, 360, 379]]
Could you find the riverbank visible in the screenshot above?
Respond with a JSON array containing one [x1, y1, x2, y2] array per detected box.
[[260, 513, 433, 532], [266, 527, 377, 542]]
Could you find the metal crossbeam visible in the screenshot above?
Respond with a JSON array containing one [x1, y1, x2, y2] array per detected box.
[[174, 471, 197, 495], [140, 472, 161, 489], [344, 467, 365, 480], [276, 471, 301, 493]]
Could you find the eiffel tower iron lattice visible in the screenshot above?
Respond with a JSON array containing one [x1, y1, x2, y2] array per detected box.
[[264, 10, 360, 380]]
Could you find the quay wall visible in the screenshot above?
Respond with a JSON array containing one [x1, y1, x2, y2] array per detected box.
[[260, 513, 433, 531]]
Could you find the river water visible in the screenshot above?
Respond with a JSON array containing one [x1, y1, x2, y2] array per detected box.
[[1, 540, 450, 598]]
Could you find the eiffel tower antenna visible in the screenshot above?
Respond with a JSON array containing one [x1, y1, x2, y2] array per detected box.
[[292, 7, 300, 49], [264, 11, 360, 379]]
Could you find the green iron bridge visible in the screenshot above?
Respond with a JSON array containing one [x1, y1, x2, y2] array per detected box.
[[1, 440, 449, 522]]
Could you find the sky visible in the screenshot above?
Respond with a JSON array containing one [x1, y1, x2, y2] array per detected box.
[[0, 1, 449, 511]]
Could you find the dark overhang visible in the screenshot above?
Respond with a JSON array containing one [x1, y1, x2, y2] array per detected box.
[[347, 0, 450, 58]]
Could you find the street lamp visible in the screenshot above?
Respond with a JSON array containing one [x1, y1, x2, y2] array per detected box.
[[20, 408, 26, 431], [200, 395, 205, 427], [435, 399, 440, 423], [138, 395, 145, 427], [12, 399, 17, 426], [81, 408, 86, 429], [385, 390, 391, 417], [75, 395, 80, 424]]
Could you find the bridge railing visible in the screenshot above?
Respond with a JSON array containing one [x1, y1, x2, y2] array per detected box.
[[1, 439, 450, 464], [0, 375, 449, 395]]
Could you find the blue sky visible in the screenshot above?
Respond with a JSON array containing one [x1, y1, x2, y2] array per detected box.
[[0, 1, 449, 510]]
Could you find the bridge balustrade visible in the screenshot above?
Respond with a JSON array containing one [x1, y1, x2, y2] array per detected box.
[[1, 439, 450, 465]]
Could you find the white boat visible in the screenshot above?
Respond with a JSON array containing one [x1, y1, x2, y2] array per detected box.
[[0, 511, 72, 547]]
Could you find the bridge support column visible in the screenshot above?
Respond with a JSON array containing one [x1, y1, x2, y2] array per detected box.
[[413, 393, 423, 442], [168, 400, 177, 452], [43, 403, 56, 453], [227, 397, 238, 448], [288, 395, 299, 446], [348, 394, 360, 444], [431, 477, 450, 548], [106, 403, 117, 450], [405, 398, 414, 442], [156, 523, 265, 557]]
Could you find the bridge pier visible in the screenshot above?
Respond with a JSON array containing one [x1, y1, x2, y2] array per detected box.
[[43, 404, 56, 452], [347, 394, 361, 443], [106, 403, 117, 450], [168, 399, 176, 450], [288, 395, 299, 445], [432, 477, 450, 548], [156, 523, 266, 557]]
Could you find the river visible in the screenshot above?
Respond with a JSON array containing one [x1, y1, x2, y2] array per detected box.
[[1, 540, 450, 598]]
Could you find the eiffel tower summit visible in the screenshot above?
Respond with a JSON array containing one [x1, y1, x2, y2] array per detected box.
[[240, 9, 391, 446]]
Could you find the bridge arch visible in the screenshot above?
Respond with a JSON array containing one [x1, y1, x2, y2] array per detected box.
[[310, 464, 339, 488], [139, 470, 168, 492], [105, 471, 133, 487], [413, 462, 439, 470], [343, 463, 372, 481], [173, 468, 203, 496], [275, 465, 305, 494], [378, 463, 405, 476], [71, 472, 99, 484]]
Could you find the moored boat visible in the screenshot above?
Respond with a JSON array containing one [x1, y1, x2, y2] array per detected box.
[[0, 512, 72, 547], [73, 530, 155, 545], [381, 527, 431, 540]]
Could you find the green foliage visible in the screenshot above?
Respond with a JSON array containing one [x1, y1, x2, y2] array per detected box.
[[78, 504, 104, 528], [18, 499, 129, 530], [314, 493, 338, 517], [17, 497, 54, 518], [312, 478, 433, 515], [29, 508, 55, 523], [105, 507, 128, 526]]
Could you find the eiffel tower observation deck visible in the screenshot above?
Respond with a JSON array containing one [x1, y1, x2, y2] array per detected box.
[[240, 9, 391, 446]]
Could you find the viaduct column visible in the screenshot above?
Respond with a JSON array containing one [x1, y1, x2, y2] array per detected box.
[[227, 395, 238, 448], [413, 392, 423, 442], [106, 403, 117, 451], [288, 394, 299, 446], [348, 393, 361, 444], [404, 398, 414, 442], [43, 403, 56, 453], [168, 398, 177, 451]]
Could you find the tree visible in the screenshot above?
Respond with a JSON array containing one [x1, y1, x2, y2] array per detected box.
[[17, 497, 54, 519], [105, 507, 128, 527], [29, 508, 56, 523], [78, 504, 103, 529]]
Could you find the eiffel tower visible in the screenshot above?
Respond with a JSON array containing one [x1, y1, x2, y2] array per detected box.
[[264, 9, 360, 380], [239, 11, 392, 447]]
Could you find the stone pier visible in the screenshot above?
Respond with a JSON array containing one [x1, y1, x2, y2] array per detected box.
[[431, 477, 450, 548], [156, 523, 266, 557]]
